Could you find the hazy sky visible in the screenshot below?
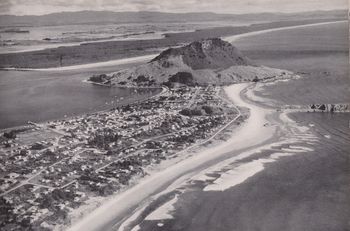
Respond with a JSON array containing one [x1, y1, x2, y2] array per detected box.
[[0, 0, 347, 15]]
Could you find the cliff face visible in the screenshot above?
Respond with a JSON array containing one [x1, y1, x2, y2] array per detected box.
[[110, 38, 296, 87]]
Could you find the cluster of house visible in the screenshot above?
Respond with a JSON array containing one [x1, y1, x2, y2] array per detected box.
[[0, 86, 238, 230]]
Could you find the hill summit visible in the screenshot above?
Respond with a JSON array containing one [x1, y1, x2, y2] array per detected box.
[[152, 38, 252, 70], [106, 38, 296, 87]]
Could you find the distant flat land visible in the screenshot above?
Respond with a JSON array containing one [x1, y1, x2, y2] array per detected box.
[[0, 18, 344, 69], [236, 21, 349, 104]]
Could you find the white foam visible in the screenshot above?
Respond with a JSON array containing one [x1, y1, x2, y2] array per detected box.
[[298, 135, 318, 139], [297, 126, 310, 133], [202, 144, 315, 191], [284, 138, 306, 144], [130, 225, 141, 231], [203, 160, 266, 191], [68, 81, 319, 231], [191, 174, 215, 182], [324, 135, 331, 139], [289, 145, 314, 152], [145, 195, 178, 221], [223, 20, 346, 43], [281, 148, 304, 153], [270, 152, 294, 159], [299, 138, 318, 142], [203, 150, 299, 192], [299, 133, 317, 137]]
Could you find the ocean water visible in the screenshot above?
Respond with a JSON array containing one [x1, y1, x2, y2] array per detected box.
[[132, 112, 350, 231]]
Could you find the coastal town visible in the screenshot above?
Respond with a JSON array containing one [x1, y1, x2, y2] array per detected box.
[[0, 85, 242, 230], [0, 2, 348, 230]]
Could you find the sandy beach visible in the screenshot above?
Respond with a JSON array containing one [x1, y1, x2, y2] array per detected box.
[[222, 20, 346, 43], [114, 79, 347, 231], [1, 20, 345, 72], [0, 18, 344, 69], [67, 82, 280, 231], [65, 20, 349, 231], [1, 4, 348, 230], [2, 54, 158, 72]]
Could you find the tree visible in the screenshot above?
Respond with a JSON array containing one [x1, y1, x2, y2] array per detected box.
[[319, 104, 326, 111], [202, 105, 214, 115], [3, 131, 16, 139], [252, 76, 259, 82]]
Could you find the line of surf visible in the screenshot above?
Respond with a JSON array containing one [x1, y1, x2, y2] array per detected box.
[[2, 20, 345, 72], [67, 83, 276, 231], [222, 20, 346, 43]]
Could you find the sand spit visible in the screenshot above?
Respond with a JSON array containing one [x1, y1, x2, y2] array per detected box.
[[120, 83, 320, 230], [222, 20, 347, 43], [68, 83, 277, 231], [144, 195, 178, 221], [194, 104, 318, 192], [203, 160, 268, 191], [1, 54, 157, 72], [202, 144, 314, 192], [3, 20, 345, 72], [194, 126, 317, 192], [65, 22, 341, 230]]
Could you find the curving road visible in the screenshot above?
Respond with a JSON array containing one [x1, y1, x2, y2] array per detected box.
[[67, 83, 278, 231]]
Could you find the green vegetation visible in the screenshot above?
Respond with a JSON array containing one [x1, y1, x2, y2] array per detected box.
[[180, 105, 222, 117], [164, 72, 195, 88], [89, 74, 110, 83]]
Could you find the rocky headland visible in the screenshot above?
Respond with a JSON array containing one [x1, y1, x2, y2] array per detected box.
[[92, 38, 298, 87]]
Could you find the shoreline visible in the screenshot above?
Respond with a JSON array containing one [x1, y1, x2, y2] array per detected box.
[[1, 20, 345, 72], [114, 82, 318, 231], [1, 20, 345, 132], [222, 20, 346, 43], [67, 82, 280, 231], [0, 86, 162, 131], [1, 15, 347, 230], [0, 35, 165, 55], [0, 54, 158, 72], [0, 19, 345, 70]]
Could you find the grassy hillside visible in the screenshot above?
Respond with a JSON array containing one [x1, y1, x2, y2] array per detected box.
[[109, 38, 297, 86]]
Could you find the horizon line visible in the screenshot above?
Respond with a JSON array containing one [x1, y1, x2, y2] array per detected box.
[[0, 8, 347, 17]]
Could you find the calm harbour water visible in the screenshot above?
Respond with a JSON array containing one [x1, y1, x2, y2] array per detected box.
[[0, 66, 161, 129]]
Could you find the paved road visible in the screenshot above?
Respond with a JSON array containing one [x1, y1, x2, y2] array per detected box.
[[67, 83, 277, 231]]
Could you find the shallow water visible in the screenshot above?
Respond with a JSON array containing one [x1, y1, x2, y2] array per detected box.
[[0, 21, 248, 54], [132, 112, 350, 231]]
